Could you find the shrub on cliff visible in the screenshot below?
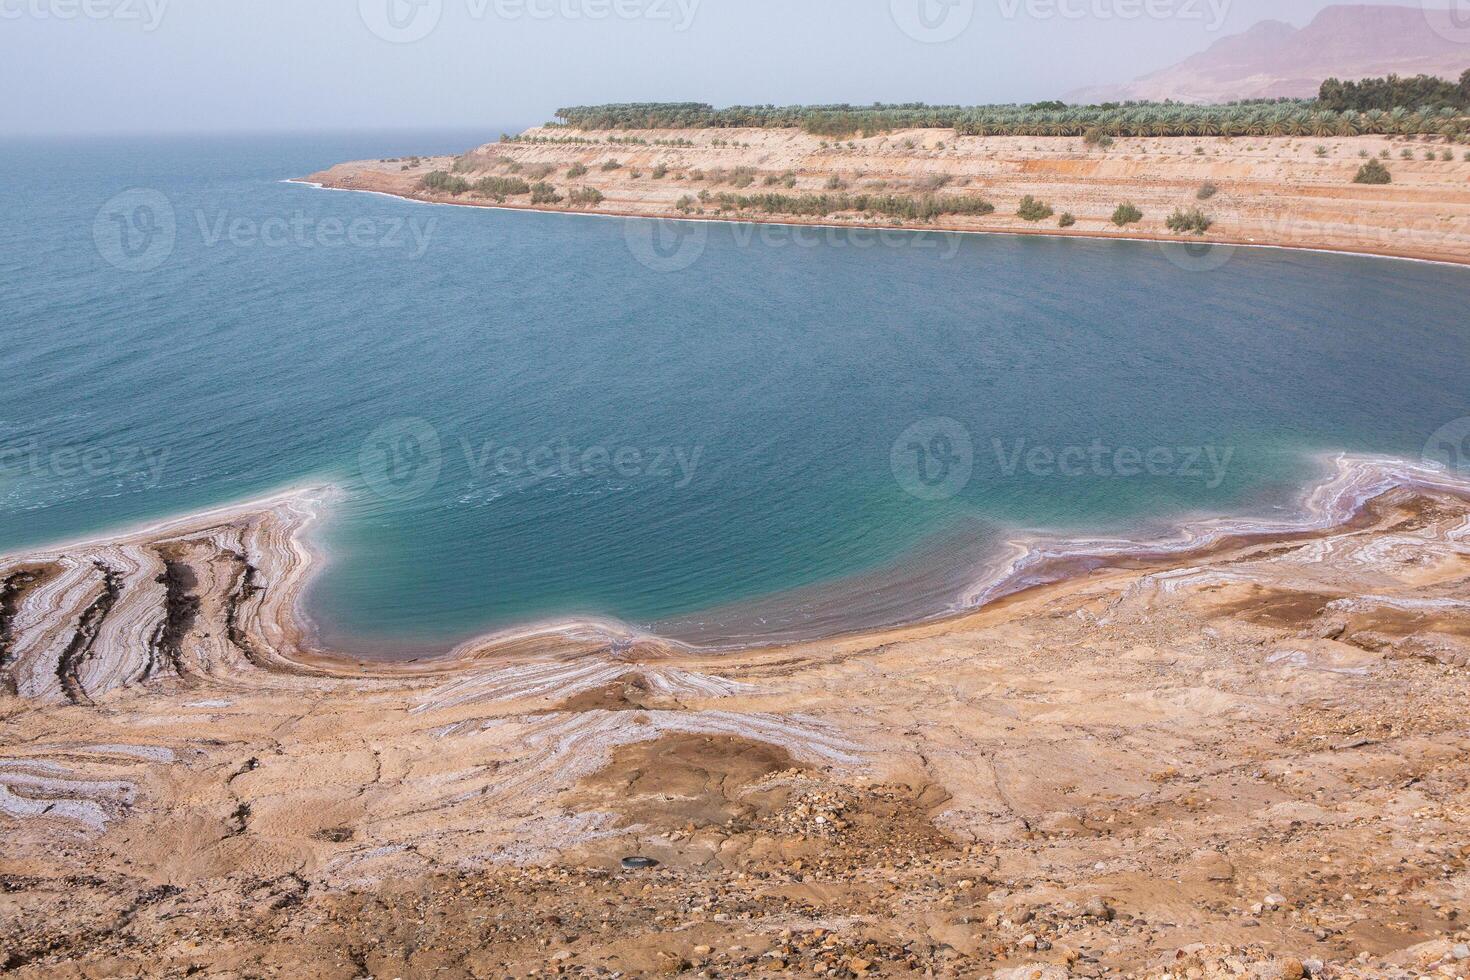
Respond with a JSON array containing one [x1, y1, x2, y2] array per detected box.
[[1354, 158, 1392, 184], [473, 176, 531, 200], [701, 190, 993, 222], [530, 182, 562, 204], [1111, 202, 1144, 226], [566, 163, 589, 178], [1016, 195, 1054, 222], [1165, 207, 1212, 235], [933, 195, 996, 217], [1058, 212, 1076, 228], [568, 186, 604, 206], [1196, 182, 1218, 200], [675, 195, 696, 213], [452, 153, 491, 174], [421, 171, 470, 195]]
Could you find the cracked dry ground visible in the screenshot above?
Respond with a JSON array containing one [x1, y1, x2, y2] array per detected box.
[[2, 488, 1470, 978]]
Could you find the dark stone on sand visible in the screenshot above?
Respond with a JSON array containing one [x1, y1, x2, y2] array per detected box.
[[621, 856, 660, 870]]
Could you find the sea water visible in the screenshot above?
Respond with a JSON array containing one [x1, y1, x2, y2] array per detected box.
[[2, 131, 1467, 651]]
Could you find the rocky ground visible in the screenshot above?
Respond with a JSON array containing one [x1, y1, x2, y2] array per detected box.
[[306, 127, 1470, 265], [3, 469, 1470, 978]]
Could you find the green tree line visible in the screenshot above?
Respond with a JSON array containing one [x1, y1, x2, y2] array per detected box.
[[1319, 70, 1470, 112], [552, 88, 1469, 139]]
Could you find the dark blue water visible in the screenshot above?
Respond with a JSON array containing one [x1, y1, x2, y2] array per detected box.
[[2, 132, 1467, 650]]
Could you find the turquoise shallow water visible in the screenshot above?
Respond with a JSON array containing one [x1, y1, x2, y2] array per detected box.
[[1, 132, 1468, 651]]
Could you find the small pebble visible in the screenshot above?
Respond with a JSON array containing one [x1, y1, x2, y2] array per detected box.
[[621, 856, 660, 870]]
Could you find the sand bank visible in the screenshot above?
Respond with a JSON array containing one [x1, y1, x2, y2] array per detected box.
[[4, 462, 1470, 976], [305, 128, 1470, 267]]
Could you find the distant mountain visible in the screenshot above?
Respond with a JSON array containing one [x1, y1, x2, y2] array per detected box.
[[1069, 4, 1469, 104]]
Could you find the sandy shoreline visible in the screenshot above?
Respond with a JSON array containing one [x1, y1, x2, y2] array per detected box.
[[4, 453, 1467, 676], [289, 176, 1470, 272], [5, 448, 1470, 976], [303, 127, 1470, 268]]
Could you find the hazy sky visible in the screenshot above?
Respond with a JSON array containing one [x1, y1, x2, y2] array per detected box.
[[2, 0, 1432, 135]]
